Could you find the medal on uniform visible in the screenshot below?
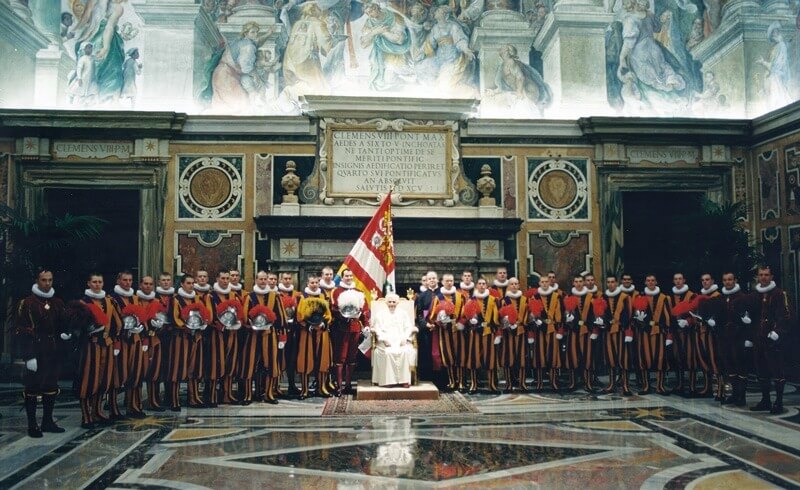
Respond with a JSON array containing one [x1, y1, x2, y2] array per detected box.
[[44, 303, 50, 310]]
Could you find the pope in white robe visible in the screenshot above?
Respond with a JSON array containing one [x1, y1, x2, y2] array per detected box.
[[372, 293, 418, 387]]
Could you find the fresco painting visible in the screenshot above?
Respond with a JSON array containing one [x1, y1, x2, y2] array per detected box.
[[0, 0, 796, 117]]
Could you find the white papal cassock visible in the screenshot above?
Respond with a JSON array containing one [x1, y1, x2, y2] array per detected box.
[[372, 308, 418, 386]]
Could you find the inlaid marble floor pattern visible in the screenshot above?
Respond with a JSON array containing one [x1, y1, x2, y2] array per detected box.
[[0, 381, 797, 489]]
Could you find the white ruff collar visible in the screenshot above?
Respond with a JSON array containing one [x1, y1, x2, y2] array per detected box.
[[320, 279, 336, 290], [551, 283, 560, 291], [538, 286, 555, 296], [278, 284, 295, 293], [230, 283, 242, 292], [440, 286, 457, 295], [156, 286, 174, 295], [571, 287, 588, 297], [419, 285, 428, 292], [32, 284, 54, 299], [722, 284, 741, 295], [473, 289, 490, 299], [460, 281, 475, 291], [304, 287, 322, 296], [339, 281, 356, 290], [605, 287, 621, 297], [621, 285, 636, 294], [587, 285, 598, 294], [672, 285, 689, 295], [756, 281, 776, 293], [252, 284, 275, 295], [213, 282, 231, 295], [178, 288, 196, 299], [505, 290, 522, 299], [85, 289, 106, 299], [644, 286, 661, 297], [136, 290, 156, 300], [493, 279, 509, 288], [194, 283, 210, 293], [114, 285, 134, 297], [701, 284, 719, 295]]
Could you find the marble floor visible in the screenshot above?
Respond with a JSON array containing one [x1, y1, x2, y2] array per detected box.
[[0, 379, 798, 489]]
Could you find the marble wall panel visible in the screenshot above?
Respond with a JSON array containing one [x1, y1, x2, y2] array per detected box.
[[784, 146, 800, 217], [758, 150, 780, 220], [177, 155, 244, 221], [254, 153, 273, 217], [760, 226, 783, 282], [527, 158, 589, 221], [175, 229, 244, 276], [527, 230, 592, 287]]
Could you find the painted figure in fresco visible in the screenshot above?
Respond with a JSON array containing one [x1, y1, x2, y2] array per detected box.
[[487, 44, 552, 115], [120, 48, 141, 108], [655, 9, 700, 94], [61, 12, 76, 40], [284, 4, 336, 94], [69, 0, 127, 104], [67, 43, 99, 106], [691, 71, 723, 113], [361, 2, 413, 90], [419, 6, 476, 96], [616, 0, 687, 111], [685, 17, 704, 51], [407, 3, 433, 64], [211, 22, 263, 112], [757, 22, 792, 109]]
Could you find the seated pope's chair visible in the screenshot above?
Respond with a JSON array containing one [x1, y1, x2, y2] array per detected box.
[[369, 298, 419, 386]]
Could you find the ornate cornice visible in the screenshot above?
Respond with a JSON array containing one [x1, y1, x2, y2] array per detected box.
[[0, 110, 187, 138]]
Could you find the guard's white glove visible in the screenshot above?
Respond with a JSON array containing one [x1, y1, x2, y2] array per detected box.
[[535, 319, 543, 326], [624, 333, 633, 343], [493, 335, 502, 345], [741, 313, 751, 324], [509, 323, 518, 330], [634, 311, 647, 322], [590, 333, 598, 340], [456, 322, 465, 331], [707, 318, 716, 327], [665, 337, 673, 347], [142, 345, 149, 352], [677, 318, 688, 328], [287, 318, 294, 324], [527, 337, 534, 344], [768, 331, 779, 341], [469, 318, 479, 325], [555, 332, 563, 340], [278, 341, 286, 349], [566, 313, 575, 323], [113, 349, 120, 356], [60, 333, 72, 341], [26, 358, 37, 372], [744, 340, 753, 348], [594, 317, 604, 326], [319, 322, 326, 329], [362, 327, 370, 336]]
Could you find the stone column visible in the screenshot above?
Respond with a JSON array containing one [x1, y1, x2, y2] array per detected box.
[[29, 0, 60, 44], [136, 0, 206, 111], [690, 6, 795, 117], [470, 10, 535, 97], [533, 0, 613, 115]]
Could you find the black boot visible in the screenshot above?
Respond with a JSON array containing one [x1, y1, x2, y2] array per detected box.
[[735, 375, 748, 407], [41, 394, 65, 433], [750, 378, 772, 412], [770, 379, 785, 415], [24, 395, 42, 438]]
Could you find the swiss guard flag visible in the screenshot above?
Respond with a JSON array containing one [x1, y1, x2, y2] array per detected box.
[[337, 192, 396, 300]]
